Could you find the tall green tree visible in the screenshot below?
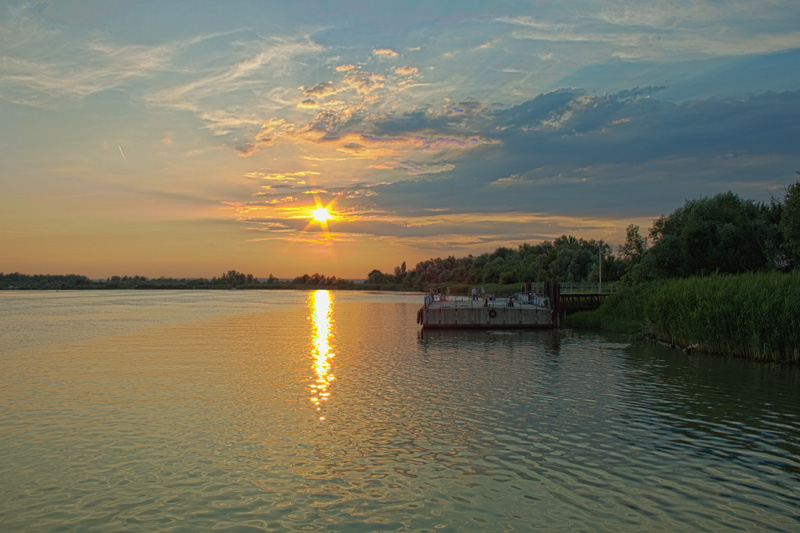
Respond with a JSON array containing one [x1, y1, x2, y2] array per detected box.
[[635, 191, 781, 280], [619, 224, 647, 267]]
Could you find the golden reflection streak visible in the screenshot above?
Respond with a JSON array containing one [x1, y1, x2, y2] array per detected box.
[[309, 290, 335, 420]]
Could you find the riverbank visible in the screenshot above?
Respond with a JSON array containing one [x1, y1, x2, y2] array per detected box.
[[566, 271, 800, 364], [0, 275, 526, 294]]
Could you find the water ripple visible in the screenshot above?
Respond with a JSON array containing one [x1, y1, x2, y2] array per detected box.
[[1, 293, 799, 531]]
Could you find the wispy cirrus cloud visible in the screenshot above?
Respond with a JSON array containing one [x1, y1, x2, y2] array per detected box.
[[499, 1, 800, 59], [0, 35, 174, 108], [145, 35, 325, 136], [378, 161, 455, 175], [0, 4, 237, 109]]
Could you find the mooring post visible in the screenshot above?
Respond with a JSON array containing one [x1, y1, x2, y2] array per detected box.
[[550, 279, 561, 328]]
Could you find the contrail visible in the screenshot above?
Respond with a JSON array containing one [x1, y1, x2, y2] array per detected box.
[[118, 145, 126, 159]]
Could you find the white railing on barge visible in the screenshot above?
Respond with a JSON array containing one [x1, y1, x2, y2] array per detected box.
[[423, 281, 616, 308], [424, 293, 551, 310]]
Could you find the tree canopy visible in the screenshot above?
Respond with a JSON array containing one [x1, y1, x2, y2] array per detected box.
[[371, 184, 799, 290], [629, 191, 783, 281], [364, 235, 620, 291]]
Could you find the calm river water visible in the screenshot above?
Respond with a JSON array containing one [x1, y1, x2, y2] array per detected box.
[[1, 290, 798, 531]]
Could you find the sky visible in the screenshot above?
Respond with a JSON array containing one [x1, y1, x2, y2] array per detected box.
[[2, 0, 799, 279]]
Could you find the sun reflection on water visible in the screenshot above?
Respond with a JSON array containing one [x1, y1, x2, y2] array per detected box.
[[309, 290, 335, 420]]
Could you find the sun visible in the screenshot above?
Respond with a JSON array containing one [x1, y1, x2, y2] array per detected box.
[[312, 206, 331, 223], [306, 200, 336, 232]]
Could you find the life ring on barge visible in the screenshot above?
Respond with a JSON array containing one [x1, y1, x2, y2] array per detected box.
[[489, 309, 497, 318]]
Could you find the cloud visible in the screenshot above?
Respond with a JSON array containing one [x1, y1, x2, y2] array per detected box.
[[236, 118, 296, 155], [379, 161, 456, 176], [226, 89, 799, 252], [236, 53, 500, 157], [392, 65, 420, 88], [498, 89, 799, 160], [499, 4, 800, 60], [234, 77, 799, 242], [245, 170, 318, 185], [497, 15, 597, 44], [393, 66, 419, 77], [373, 48, 398, 58], [146, 34, 324, 108], [0, 23, 175, 107], [341, 68, 385, 95], [302, 81, 337, 97], [345, 88, 800, 224], [0, 4, 255, 109]]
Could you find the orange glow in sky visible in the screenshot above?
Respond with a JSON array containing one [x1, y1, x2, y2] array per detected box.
[[1, 2, 793, 280]]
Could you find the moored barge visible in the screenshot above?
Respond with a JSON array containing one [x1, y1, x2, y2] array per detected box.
[[417, 282, 562, 329]]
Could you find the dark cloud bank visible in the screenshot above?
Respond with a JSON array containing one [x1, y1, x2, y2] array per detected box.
[[368, 88, 800, 219]]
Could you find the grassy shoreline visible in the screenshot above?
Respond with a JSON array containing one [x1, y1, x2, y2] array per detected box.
[[566, 272, 800, 363]]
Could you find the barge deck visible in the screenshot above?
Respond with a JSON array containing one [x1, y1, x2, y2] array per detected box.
[[417, 285, 561, 329]]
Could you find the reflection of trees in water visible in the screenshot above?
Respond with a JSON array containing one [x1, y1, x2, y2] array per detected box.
[[622, 341, 800, 422], [616, 340, 800, 480], [417, 328, 565, 358]]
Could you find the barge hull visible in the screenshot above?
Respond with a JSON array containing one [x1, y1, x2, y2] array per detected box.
[[419, 305, 555, 329]]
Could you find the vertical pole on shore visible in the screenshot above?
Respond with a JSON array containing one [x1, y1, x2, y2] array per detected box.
[[599, 248, 602, 294], [537, 256, 541, 293]]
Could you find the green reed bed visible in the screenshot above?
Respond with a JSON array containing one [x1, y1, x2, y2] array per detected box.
[[646, 272, 800, 362], [567, 272, 800, 363]]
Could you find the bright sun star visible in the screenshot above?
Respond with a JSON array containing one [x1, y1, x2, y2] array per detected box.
[[312, 207, 331, 223]]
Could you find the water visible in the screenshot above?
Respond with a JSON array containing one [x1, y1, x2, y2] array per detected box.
[[1, 290, 798, 531]]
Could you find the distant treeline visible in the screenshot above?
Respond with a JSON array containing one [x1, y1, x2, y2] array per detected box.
[[3, 182, 799, 292], [0, 271, 359, 291]]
